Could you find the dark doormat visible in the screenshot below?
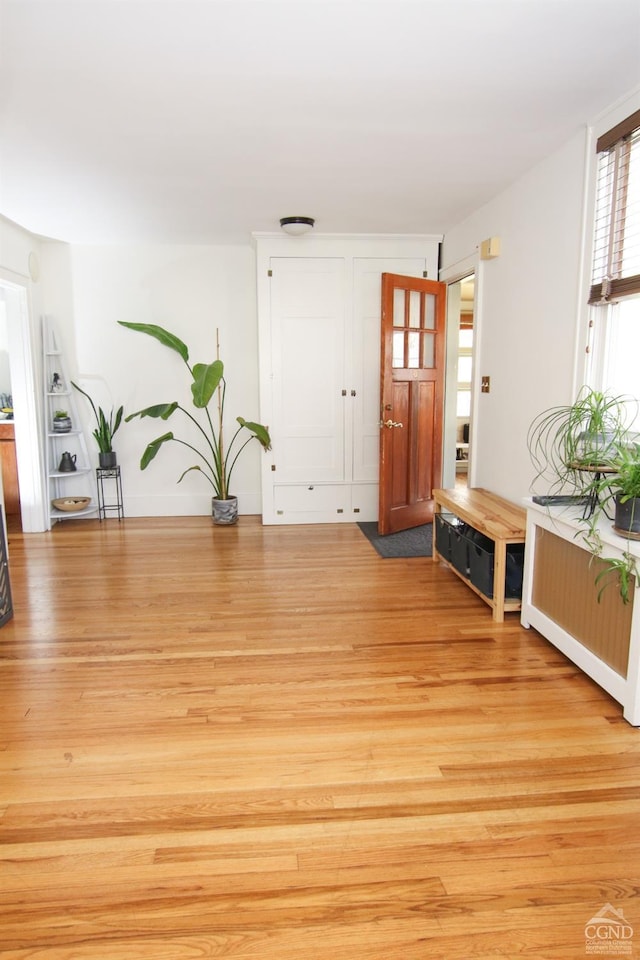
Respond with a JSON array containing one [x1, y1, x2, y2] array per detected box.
[[357, 521, 433, 558]]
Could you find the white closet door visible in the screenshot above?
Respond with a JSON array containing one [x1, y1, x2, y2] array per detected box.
[[270, 258, 346, 483]]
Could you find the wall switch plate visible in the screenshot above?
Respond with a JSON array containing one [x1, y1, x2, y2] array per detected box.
[[481, 375, 491, 393]]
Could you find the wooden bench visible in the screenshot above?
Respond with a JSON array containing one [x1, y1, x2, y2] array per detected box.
[[432, 487, 527, 622]]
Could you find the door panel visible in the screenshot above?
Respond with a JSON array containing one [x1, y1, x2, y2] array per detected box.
[[379, 273, 446, 534], [351, 258, 429, 484], [270, 258, 346, 483]]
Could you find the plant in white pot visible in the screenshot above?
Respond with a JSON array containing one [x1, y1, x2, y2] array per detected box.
[[118, 322, 271, 524]]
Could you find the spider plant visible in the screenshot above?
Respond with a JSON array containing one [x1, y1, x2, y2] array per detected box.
[[527, 386, 636, 496]]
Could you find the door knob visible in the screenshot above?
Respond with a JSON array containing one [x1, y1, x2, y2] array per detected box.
[[379, 419, 404, 429]]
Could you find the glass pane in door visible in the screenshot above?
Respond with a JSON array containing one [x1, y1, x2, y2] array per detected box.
[[422, 332, 435, 368], [409, 291, 421, 328], [424, 293, 435, 330], [407, 331, 420, 367], [392, 331, 405, 368]]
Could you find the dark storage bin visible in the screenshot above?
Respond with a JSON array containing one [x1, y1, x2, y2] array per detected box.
[[450, 522, 471, 577], [434, 513, 451, 561], [468, 539, 525, 600], [469, 540, 495, 598], [505, 544, 525, 599], [434, 512, 462, 562]]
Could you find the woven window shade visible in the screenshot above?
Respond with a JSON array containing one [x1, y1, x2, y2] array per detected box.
[[589, 110, 640, 304]]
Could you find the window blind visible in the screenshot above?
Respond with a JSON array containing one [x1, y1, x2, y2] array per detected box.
[[589, 109, 640, 304]]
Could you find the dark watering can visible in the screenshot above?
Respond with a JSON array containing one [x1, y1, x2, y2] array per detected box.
[[58, 451, 77, 472]]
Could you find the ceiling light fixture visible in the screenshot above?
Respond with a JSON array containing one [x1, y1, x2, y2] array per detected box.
[[279, 216, 315, 236]]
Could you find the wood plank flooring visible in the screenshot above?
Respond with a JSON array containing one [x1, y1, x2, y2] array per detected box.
[[0, 516, 639, 959]]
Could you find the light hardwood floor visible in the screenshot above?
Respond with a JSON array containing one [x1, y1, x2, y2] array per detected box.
[[1, 516, 639, 959]]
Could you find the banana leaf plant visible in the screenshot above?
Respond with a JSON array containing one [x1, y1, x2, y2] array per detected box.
[[118, 322, 271, 500]]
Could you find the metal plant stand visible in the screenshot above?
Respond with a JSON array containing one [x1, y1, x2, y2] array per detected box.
[[96, 466, 124, 520]]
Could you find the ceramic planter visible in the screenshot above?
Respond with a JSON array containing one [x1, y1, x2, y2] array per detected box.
[[614, 494, 640, 539], [53, 416, 72, 433], [99, 451, 117, 469], [212, 496, 238, 525]]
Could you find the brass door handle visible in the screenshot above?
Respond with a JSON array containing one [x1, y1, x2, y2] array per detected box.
[[379, 419, 404, 429]]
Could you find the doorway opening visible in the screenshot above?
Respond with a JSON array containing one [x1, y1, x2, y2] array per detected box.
[[443, 273, 475, 489], [0, 276, 46, 533]]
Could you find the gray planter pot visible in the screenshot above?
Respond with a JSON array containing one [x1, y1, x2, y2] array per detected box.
[[614, 495, 640, 539], [99, 451, 117, 469], [212, 496, 238, 525], [53, 417, 72, 433]]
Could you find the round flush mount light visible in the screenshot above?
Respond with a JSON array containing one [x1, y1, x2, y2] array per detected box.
[[279, 216, 315, 236]]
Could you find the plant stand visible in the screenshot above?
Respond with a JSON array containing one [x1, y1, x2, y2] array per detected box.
[[96, 466, 124, 521], [568, 462, 617, 519]]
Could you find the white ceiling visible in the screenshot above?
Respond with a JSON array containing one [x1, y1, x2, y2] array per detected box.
[[1, 0, 639, 244]]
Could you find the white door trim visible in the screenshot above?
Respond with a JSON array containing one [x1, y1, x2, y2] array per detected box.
[[0, 270, 47, 532]]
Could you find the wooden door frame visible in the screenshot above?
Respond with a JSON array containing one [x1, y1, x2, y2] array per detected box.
[[0, 271, 47, 532], [440, 254, 481, 490]]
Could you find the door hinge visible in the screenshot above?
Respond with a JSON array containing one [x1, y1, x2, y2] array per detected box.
[[271, 464, 276, 471], [267, 269, 273, 277], [423, 270, 428, 278]]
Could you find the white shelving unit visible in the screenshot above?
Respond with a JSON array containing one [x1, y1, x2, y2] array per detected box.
[[43, 318, 98, 528]]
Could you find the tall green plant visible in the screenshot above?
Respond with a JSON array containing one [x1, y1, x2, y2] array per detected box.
[[527, 387, 635, 496], [528, 389, 640, 603], [118, 322, 271, 499], [71, 382, 123, 453], [608, 442, 640, 502]]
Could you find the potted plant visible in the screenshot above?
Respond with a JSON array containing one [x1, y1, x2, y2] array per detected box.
[[528, 388, 640, 603], [71, 382, 124, 468], [527, 387, 636, 498], [605, 442, 640, 539], [118, 321, 271, 524], [53, 409, 72, 433]]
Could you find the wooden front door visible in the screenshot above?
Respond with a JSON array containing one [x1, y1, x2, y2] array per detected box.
[[378, 273, 446, 534]]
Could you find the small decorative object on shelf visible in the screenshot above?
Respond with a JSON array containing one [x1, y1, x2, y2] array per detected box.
[[52, 496, 92, 513], [50, 372, 65, 393], [58, 451, 77, 472], [53, 410, 72, 433]]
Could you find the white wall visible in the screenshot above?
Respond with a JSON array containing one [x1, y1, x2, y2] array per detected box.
[[441, 129, 590, 503], [67, 243, 262, 516], [5, 85, 639, 525]]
